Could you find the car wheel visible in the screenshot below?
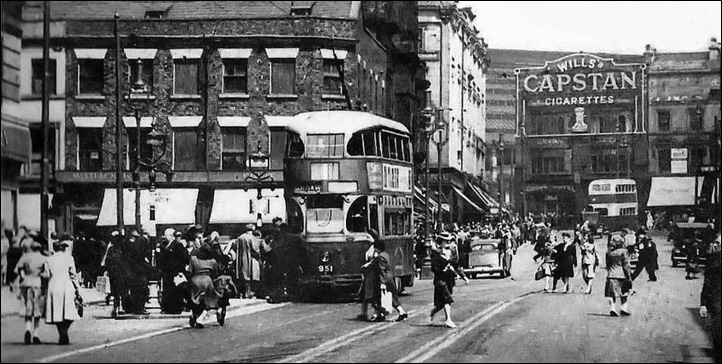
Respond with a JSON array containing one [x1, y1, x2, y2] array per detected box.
[[672, 260, 677, 267], [470, 273, 478, 279]]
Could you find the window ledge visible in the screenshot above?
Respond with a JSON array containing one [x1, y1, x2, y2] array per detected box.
[[75, 94, 105, 100], [267, 94, 298, 100], [220, 93, 250, 99], [21, 94, 65, 101], [170, 94, 202, 100], [129, 93, 156, 100], [321, 94, 346, 100]]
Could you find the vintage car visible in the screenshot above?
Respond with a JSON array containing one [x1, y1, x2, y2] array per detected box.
[[466, 238, 510, 278], [669, 222, 714, 268]]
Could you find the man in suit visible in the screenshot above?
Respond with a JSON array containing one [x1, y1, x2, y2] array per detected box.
[[631, 229, 658, 282], [700, 232, 721, 363]]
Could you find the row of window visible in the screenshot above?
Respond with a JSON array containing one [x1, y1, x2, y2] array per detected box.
[[528, 112, 629, 135], [656, 110, 704, 132], [31, 57, 345, 96], [656, 145, 707, 173], [305, 195, 411, 236], [76, 127, 251, 172], [531, 156, 567, 175], [347, 130, 411, 162], [590, 153, 629, 174]]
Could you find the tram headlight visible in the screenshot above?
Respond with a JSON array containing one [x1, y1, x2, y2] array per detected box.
[[320, 251, 331, 263]]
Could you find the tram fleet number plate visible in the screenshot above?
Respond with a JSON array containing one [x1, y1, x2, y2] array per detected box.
[[318, 265, 334, 274]]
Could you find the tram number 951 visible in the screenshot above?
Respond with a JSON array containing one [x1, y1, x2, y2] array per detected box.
[[318, 265, 334, 274]]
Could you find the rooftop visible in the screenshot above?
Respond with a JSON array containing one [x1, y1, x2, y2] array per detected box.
[[22, 1, 355, 21]]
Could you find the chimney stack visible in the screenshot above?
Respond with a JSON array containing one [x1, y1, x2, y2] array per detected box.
[[644, 44, 657, 64], [708, 37, 720, 61]]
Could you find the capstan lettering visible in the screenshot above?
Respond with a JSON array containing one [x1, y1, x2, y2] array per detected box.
[[522, 55, 639, 94]]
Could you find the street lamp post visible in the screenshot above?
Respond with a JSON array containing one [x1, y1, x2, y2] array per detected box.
[[497, 134, 505, 211], [127, 59, 172, 235], [114, 13, 124, 235], [435, 126, 448, 231], [419, 91, 446, 279]]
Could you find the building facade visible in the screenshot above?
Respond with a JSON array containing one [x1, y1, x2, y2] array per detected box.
[[514, 52, 647, 227], [418, 1, 493, 224], [1, 1, 31, 231], [18, 1, 423, 237], [645, 39, 721, 217]]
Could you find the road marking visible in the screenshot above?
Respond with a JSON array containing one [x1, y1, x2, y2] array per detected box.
[[396, 292, 536, 363], [35, 302, 289, 363], [279, 308, 429, 363]]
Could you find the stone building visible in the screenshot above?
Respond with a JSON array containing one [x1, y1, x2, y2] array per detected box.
[[1, 1, 31, 231], [18, 1, 423, 236], [645, 39, 721, 217], [418, 1, 493, 225]]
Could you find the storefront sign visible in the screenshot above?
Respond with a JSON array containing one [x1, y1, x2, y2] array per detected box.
[[529, 138, 569, 149], [293, 183, 322, 194], [517, 53, 646, 134], [671, 148, 688, 160], [671, 160, 688, 174]]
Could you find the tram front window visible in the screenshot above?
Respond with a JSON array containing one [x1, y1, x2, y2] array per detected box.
[[346, 196, 368, 233], [307, 195, 345, 233]]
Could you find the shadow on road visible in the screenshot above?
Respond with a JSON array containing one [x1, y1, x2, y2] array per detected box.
[[686, 307, 715, 355]]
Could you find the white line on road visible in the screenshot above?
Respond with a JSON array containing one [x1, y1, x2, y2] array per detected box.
[[35, 302, 289, 363], [279, 309, 428, 363], [396, 292, 535, 363]]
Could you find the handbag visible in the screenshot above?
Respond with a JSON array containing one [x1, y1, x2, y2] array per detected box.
[[75, 292, 84, 318], [534, 265, 545, 281]]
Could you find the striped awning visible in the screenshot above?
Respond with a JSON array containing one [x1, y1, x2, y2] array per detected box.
[[452, 186, 484, 213], [414, 184, 449, 212], [466, 182, 500, 211]]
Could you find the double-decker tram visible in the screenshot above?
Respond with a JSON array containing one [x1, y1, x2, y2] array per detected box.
[[284, 111, 416, 301], [587, 178, 639, 232]]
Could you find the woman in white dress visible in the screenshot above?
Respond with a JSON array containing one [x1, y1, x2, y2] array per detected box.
[[45, 235, 81, 345]]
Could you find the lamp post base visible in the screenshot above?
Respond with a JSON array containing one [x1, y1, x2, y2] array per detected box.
[[419, 239, 434, 280]]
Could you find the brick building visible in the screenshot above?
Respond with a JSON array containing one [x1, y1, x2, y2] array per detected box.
[[18, 1, 423, 237], [645, 39, 721, 217]]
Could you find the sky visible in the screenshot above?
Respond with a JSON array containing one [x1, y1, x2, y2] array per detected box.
[[460, 1, 721, 54]]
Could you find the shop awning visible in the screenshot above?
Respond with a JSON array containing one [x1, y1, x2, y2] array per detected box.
[[96, 189, 198, 234], [466, 182, 500, 211], [646, 176, 704, 207], [413, 184, 449, 213], [209, 189, 286, 224], [452, 186, 484, 213]]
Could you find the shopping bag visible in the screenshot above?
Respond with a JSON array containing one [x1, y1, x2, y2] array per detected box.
[[534, 265, 545, 281], [96, 275, 110, 295], [380, 288, 393, 314]]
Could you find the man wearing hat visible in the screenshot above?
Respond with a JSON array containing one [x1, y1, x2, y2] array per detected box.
[[631, 228, 658, 282], [160, 230, 190, 314]]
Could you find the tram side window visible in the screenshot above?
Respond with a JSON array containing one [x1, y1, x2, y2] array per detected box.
[[287, 132, 305, 157], [595, 208, 609, 216], [346, 196, 368, 233], [381, 133, 391, 159], [348, 133, 364, 156], [287, 198, 304, 234], [384, 209, 411, 236], [364, 131, 377, 156]]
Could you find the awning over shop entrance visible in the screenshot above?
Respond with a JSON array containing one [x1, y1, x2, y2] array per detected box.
[[646, 176, 704, 207], [96, 188, 199, 235], [209, 189, 286, 224], [466, 182, 500, 212], [413, 184, 449, 213], [452, 186, 484, 213]]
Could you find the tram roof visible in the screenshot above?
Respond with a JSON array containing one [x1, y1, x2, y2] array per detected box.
[[288, 111, 410, 136]]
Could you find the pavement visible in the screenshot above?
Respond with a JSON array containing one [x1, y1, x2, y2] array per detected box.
[[1, 229, 717, 363]]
